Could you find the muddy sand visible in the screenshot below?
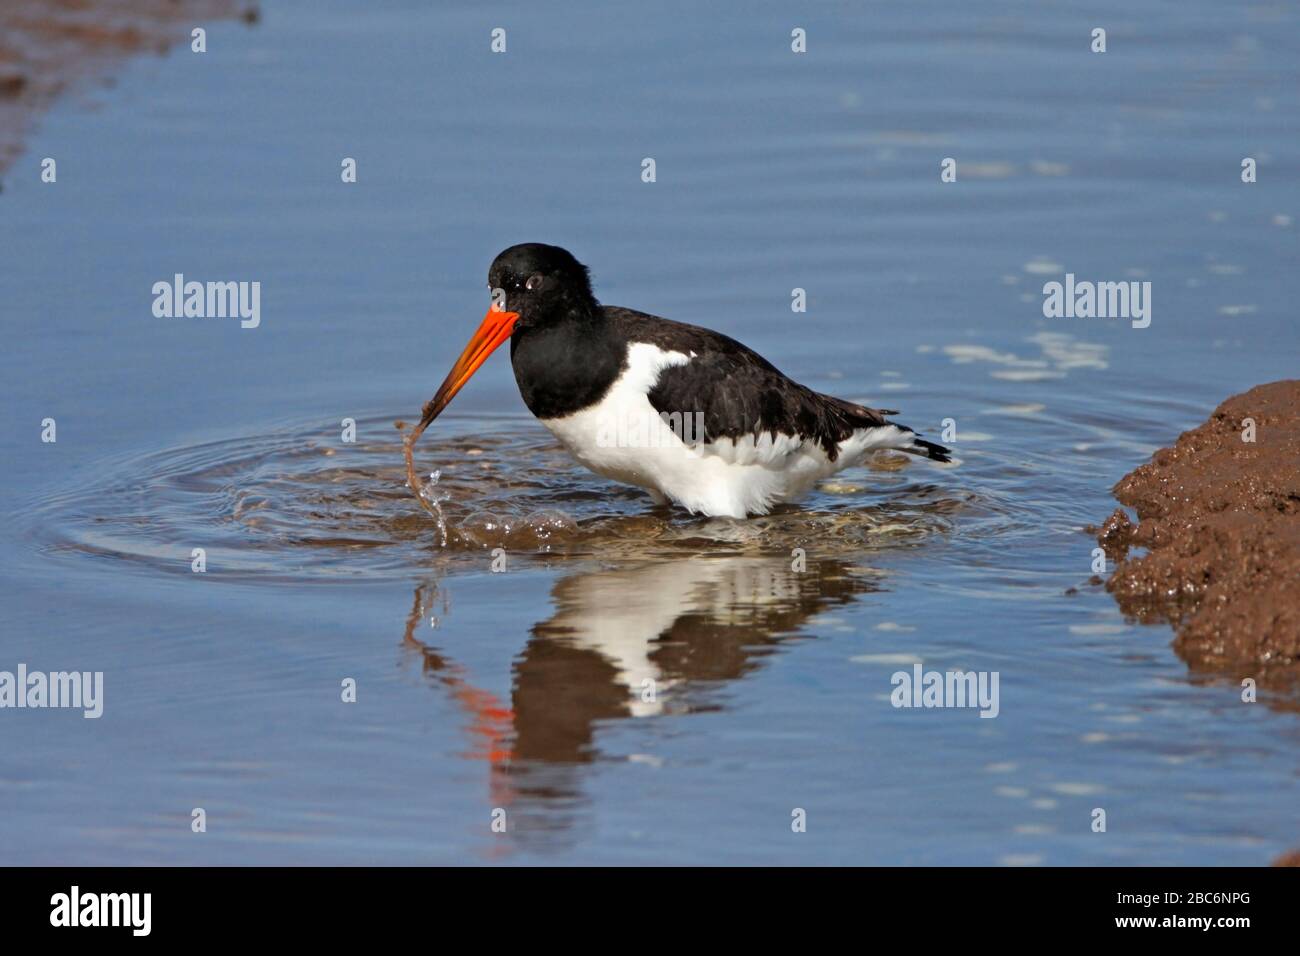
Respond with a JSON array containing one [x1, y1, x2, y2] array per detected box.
[[0, 0, 255, 175], [1095, 380, 1300, 689]]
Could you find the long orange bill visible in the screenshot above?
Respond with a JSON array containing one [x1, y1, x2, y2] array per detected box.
[[404, 305, 521, 511]]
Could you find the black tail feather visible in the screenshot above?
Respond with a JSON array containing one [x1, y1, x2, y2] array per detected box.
[[903, 435, 953, 463]]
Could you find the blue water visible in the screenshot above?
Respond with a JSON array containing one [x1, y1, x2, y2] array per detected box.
[[1, 0, 1298, 864]]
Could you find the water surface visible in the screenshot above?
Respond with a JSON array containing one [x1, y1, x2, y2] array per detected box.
[[2, 0, 1298, 864]]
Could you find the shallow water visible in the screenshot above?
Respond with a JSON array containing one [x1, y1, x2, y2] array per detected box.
[[2, 0, 1299, 864]]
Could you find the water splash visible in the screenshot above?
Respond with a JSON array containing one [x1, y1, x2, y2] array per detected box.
[[417, 468, 451, 547]]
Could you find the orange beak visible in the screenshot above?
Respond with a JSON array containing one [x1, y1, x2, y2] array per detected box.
[[404, 304, 521, 513], [415, 304, 521, 433]]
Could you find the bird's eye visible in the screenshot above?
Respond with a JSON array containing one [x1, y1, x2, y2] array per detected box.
[[525, 274, 543, 291]]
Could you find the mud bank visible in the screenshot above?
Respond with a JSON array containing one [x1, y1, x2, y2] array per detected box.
[[0, 0, 255, 175], [1095, 381, 1300, 687]]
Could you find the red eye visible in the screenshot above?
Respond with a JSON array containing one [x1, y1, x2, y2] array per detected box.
[[525, 274, 543, 291]]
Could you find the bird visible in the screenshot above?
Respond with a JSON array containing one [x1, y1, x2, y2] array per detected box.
[[405, 243, 952, 519]]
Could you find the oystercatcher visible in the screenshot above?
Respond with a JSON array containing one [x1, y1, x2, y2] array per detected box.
[[405, 243, 952, 519]]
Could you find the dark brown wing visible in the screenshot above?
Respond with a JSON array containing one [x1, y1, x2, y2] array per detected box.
[[605, 306, 895, 461]]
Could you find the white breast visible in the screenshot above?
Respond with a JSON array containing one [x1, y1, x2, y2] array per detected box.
[[540, 341, 692, 488]]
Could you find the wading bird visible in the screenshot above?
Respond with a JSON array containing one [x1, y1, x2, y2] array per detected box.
[[405, 243, 951, 518]]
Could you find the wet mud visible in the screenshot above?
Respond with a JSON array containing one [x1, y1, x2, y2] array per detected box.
[[1095, 381, 1300, 690]]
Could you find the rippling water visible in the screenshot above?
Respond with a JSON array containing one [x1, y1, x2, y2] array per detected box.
[[2, 0, 1298, 864], [27, 414, 975, 574]]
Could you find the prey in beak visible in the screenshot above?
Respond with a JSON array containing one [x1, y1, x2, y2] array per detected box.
[[404, 303, 520, 513]]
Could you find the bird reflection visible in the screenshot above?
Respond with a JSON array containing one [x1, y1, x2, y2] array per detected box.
[[402, 554, 880, 851]]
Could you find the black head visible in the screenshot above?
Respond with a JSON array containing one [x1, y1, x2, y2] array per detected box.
[[407, 244, 600, 443], [488, 243, 597, 325]]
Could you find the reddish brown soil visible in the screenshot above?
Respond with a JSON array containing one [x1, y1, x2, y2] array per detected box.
[[0, 0, 256, 174], [1095, 380, 1300, 688]]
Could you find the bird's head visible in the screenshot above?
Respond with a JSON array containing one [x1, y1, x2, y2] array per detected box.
[[409, 243, 595, 437], [487, 242, 596, 328]]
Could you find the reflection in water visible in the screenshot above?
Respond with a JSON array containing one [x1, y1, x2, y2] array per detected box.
[[402, 555, 881, 851]]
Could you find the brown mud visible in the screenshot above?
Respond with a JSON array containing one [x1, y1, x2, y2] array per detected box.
[[0, 0, 256, 175], [1094, 381, 1300, 689]]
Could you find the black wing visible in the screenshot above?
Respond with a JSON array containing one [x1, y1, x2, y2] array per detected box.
[[604, 306, 896, 462]]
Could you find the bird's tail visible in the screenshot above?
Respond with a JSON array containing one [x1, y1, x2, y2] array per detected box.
[[822, 395, 955, 465], [886, 423, 953, 463], [901, 434, 953, 463]]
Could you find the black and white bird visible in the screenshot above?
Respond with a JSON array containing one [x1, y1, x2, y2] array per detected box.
[[407, 243, 952, 519]]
